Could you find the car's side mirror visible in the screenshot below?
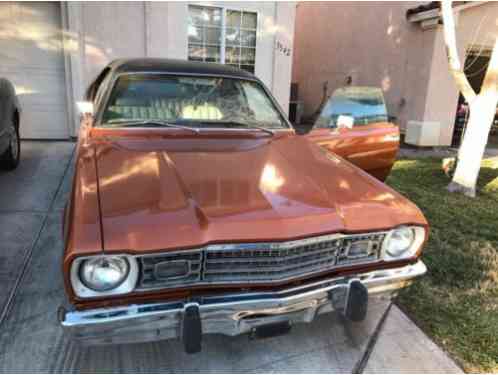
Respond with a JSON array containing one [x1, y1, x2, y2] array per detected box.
[[76, 101, 94, 116], [337, 115, 354, 129]]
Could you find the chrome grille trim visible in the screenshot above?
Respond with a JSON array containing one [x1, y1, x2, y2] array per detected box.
[[203, 239, 341, 282], [135, 232, 387, 291]]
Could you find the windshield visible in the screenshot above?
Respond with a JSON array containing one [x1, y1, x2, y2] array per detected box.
[[315, 86, 388, 128], [100, 74, 287, 129]]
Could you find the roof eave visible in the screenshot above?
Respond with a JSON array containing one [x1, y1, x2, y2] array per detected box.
[[407, 1, 487, 23]]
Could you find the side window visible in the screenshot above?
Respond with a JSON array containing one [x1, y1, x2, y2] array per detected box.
[[94, 71, 114, 108], [240, 81, 282, 124], [315, 87, 388, 128], [86, 67, 112, 103]]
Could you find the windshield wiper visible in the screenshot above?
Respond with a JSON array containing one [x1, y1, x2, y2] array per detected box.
[[207, 121, 275, 136], [105, 119, 200, 134]]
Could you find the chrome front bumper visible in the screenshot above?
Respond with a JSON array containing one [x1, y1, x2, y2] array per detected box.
[[60, 261, 426, 348]]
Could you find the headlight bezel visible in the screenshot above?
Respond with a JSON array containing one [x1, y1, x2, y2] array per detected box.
[[79, 256, 130, 292], [70, 254, 139, 298], [382, 226, 426, 261]]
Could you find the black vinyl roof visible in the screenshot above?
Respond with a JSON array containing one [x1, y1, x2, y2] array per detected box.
[[109, 58, 255, 80]]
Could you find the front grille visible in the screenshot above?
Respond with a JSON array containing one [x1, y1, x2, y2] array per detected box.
[[137, 250, 202, 290], [135, 232, 386, 290], [203, 233, 385, 283], [203, 239, 341, 282]]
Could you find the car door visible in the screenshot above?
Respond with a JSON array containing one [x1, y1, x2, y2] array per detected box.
[[306, 86, 399, 181]]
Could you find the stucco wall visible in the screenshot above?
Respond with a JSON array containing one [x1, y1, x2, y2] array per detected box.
[[82, 2, 146, 83], [292, 1, 435, 130], [271, 2, 296, 116], [63, 1, 295, 135]]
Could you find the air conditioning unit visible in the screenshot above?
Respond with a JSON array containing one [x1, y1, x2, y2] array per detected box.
[[405, 121, 441, 146], [421, 18, 440, 30]]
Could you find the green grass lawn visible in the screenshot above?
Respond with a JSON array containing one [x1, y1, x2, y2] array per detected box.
[[387, 157, 498, 373]]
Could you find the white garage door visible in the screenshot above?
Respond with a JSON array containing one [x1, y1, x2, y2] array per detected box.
[[0, 2, 69, 139]]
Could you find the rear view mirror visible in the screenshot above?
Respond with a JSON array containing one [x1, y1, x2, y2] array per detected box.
[[76, 101, 94, 115], [337, 115, 354, 129]]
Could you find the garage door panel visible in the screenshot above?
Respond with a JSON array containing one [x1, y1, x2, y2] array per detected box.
[[0, 68, 66, 99], [21, 111, 68, 139], [0, 3, 65, 69], [0, 39, 66, 70], [0, 2, 68, 139]]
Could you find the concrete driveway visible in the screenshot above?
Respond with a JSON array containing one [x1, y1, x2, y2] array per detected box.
[[0, 141, 461, 373]]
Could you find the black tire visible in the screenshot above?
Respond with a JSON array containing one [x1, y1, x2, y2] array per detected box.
[[0, 124, 20, 170]]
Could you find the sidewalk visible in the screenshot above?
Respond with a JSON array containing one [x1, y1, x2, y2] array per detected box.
[[364, 305, 462, 373], [399, 145, 498, 159]]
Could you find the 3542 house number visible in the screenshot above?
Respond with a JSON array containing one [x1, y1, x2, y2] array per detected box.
[[276, 41, 291, 57]]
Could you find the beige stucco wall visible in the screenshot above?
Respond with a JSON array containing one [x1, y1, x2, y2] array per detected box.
[[271, 2, 296, 116], [292, 1, 436, 131], [422, 2, 498, 145], [82, 2, 146, 82], [63, 1, 296, 135]]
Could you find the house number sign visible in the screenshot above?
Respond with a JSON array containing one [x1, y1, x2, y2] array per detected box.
[[276, 41, 291, 57]]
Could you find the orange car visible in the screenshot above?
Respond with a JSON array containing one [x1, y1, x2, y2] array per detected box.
[[307, 86, 399, 182], [60, 59, 427, 353]]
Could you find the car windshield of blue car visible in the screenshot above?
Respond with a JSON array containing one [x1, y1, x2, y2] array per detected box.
[[314, 86, 388, 128]]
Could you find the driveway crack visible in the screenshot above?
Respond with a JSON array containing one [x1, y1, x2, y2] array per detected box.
[[352, 301, 392, 374]]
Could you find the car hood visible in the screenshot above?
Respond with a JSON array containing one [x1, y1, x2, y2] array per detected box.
[[93, 132, 427, 253]]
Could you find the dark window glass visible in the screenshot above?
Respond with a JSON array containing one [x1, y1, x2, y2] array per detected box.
[[187, 6, 222, 63]]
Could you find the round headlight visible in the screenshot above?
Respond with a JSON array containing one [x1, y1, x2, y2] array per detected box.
[[385, 227, 415, 258], [79, 256, 129, 291]]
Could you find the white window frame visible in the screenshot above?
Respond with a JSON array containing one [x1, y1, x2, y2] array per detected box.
[[187, 3, 259, 73]]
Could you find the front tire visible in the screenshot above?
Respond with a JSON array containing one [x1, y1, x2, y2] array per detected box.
[[0, 125, 20, 170]]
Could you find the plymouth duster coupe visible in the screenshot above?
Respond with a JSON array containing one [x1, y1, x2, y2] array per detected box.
[[60, 59, 428, 353]]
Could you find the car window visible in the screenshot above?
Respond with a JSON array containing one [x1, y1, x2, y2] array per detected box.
[[100, 74, 287, 129], [86, 67, 111, 103], [315, 86, 388, 128], [94, 70, 114, 108]]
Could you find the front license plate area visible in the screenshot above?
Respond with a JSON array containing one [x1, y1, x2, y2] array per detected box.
[[251, 321, 292, 339]]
